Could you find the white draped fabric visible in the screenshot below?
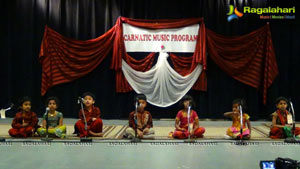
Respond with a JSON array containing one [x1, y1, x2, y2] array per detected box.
[[121, 52, 202, 107]]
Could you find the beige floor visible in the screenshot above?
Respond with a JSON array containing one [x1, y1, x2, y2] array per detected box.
[[0, 124, 275, 140]]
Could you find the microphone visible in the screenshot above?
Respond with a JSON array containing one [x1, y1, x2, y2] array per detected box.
[[42, 105, 53, 141], [134, 98, 139, 124], [135, 98, 141, 108], [4, 103, 14, 111], [289, 98, 293, 111], [239, 104, 243, 140], [77, 97, 84, 104], [0, 103, 15, 119], [187, 102, 192, 140], [288, 98, 295, 124], [187, 103, 192, 116]]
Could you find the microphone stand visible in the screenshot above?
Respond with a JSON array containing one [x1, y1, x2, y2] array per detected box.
[[184, 105, 195, 143], [0, 104, 13, 142], [285, 100, 300, 143], [131, 101, 141, 142], [79, 98, 92, 142], [239, 105, 244, 141], [188, 105, 191, 140], [41, 108, 52, 142]]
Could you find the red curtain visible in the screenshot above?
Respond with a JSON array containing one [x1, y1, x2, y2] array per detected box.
[[39, 17, 207, 95], [117, 52, 207, 93], [111, 17, 207, 92], [39, 25, 116, 95], [169, 53, 207, 91], [116, 52, 156, 92], [111, 17, 206, 70], [39, 17, 277, 105], [206, 24, 278, 104]]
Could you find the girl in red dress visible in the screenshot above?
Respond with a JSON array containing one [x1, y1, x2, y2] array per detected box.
[[172, 95, 205, 139]]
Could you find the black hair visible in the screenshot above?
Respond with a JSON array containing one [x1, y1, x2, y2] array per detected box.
[[134, 94, 147, 103], [18, 96, 31, 110], [46, 96, 60, 107], [179, 95, 195, 109], [275, 96, 289, 105], [232, 98, 247, 113], [82, 92, 96, 100]]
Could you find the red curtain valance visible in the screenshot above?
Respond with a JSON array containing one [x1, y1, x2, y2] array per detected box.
[[39, 17, 207, 96], [39, 25, 116, 95], [116, 52, 207, 93], [206, 24, 278, 104], [112, 17, 207, 92], [39, 17, 278, 104], [116, 52, 156, 92], [169, 53, 207, 91]]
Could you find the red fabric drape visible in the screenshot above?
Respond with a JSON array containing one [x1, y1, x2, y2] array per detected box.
[[111, 17, 207, 92], [206, 24, 278, 104], [169, 53, 207, 91], [118, 52, 207, 93], [39, 26, 116, 95], [39, 17, 277, 105], [116, 52, 156, 92], [39, 17, 207, 95], [111, 17, 206, 70]]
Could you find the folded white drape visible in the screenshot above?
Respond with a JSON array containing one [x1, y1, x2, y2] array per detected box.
[[122, 52, 202, 107]]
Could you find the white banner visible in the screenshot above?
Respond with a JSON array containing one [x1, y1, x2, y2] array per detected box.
[[122, 52, 202, 107], [123, 23, 199, 52]]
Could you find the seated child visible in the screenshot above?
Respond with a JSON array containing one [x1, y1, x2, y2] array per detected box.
[[37, 97, 66, 138], [270, 96, 300, 139], [224, 99, 251, 139], [75, 92, 103, 137], [9, 97, 39, 138], [124, 94, 155, 139], [171, 95, 205, 139]]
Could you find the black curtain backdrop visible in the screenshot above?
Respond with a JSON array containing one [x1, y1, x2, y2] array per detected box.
[[1, 0, 299, 120]]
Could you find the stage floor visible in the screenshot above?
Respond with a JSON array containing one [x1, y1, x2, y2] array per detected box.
[[0, 118, 288, 141], [1, 140, 300, 169], [1, 119, 300, 169]]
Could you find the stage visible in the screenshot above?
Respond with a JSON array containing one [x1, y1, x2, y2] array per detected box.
[[0, 118, 284, 141], [1, 119, 300, 169], [1, 0, 299, 168]]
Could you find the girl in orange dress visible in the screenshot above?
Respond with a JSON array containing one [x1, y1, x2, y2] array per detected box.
[[224, 99, 251, 139]]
